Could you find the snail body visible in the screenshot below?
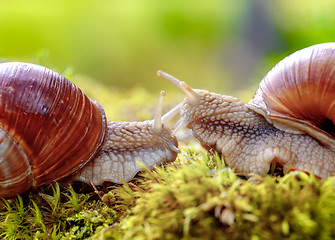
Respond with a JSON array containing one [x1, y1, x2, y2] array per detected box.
[[158, 42, 335, 178], [0, 62, 178, 198]]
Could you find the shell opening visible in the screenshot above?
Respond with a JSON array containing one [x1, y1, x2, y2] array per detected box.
[[319, 118, 335, 136], [157, 70, 200, 106]]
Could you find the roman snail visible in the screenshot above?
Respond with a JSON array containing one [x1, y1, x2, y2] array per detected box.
[[158, 42, 335, 178], [0, 62, 179, 198]]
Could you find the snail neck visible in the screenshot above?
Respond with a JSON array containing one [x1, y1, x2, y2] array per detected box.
[[70, 120, 178, 185], [186, 96, 275, 147], [180, 90, 273, 135]]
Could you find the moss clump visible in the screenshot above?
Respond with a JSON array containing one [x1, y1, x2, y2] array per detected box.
[[0, 184, 118, 239], [1, 148, 335, 239], [104, 148, 335, 240]]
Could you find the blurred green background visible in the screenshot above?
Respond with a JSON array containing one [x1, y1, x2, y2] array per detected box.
[[0, 0, 334, 119]]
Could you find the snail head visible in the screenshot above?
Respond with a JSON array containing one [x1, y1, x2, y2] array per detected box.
[[158, 70, 226, 135]]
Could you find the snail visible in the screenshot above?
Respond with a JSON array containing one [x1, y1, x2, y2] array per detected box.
[[158, 42, 335, 178], [0, 62, 179, 198]]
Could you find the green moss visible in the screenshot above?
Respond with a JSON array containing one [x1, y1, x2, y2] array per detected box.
[[1, 148, 335, 239], [104, 148, 335, 240], [0, 184, 118, 239]]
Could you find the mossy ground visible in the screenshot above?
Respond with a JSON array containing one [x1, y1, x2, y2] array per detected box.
[[1, 147, 335, 239]]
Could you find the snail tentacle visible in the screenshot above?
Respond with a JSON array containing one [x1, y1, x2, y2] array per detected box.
[[153, 91, 166, 134], [157, 70, 200, 106]]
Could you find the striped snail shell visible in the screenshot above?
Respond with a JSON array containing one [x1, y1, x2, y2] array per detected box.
[[0, 62, 106, 197], [248, 42, 335, 149]]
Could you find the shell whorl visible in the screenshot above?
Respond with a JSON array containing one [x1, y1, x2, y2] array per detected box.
[[0, 62, 107, 198], [248, 43, 335, 148]]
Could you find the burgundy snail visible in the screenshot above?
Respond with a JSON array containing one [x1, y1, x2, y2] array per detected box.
[[158, 42, 335, 178], [0, 62, 179, 198]]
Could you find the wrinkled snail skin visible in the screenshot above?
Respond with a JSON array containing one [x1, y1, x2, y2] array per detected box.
[[158, 42, 335, 178], [0, 62, 178, 198], [72, 120, 179, 185], [72, 91, 179, 185], [179, 91, 335, 177]]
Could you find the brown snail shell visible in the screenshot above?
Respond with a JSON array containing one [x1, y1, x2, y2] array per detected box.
[[0, 62, 106, 197], [248, 42, 335, 149]]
